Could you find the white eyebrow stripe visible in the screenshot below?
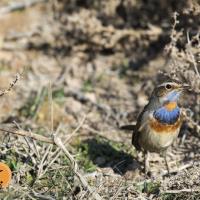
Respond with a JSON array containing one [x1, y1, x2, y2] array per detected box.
[[158, 82, 179, 87], [159, 82, 173, 87]]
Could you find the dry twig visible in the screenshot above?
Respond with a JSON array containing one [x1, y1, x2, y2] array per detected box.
[[164, 189, 200, 194], [0, 73, 22, 97], [38, 116, 86, 178], [0, 0, 49, 15], [53, 136, 102, 200]]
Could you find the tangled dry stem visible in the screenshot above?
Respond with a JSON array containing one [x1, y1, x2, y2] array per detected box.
[[0, 125, 103, 200]]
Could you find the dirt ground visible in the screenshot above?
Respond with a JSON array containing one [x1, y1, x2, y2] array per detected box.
[[0, 0, 199, 199]]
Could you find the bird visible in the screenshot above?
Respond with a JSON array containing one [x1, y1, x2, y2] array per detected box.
[[121, 79, 189, 175]]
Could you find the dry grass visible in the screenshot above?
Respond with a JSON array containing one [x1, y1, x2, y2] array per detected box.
[[0, 0, 199, 199]]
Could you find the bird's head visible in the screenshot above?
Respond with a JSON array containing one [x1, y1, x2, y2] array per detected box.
[[152, 80, 189, 107]]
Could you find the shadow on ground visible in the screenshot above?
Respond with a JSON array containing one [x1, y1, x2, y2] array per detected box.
[[80, 138, 140, 175]]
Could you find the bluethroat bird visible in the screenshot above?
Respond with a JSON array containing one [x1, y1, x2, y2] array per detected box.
[[121, 80, 189, 174]]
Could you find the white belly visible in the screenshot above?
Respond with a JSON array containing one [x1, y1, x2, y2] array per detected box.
[[139, 125, 180, 152]]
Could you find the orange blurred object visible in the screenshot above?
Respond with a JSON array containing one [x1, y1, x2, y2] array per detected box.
[[0, 162, 12, 188]]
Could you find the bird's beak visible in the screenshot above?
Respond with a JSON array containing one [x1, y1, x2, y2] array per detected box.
[[178, 83, 190, 91], [181, 84, 190, 90], [178, 83, 191, 92]]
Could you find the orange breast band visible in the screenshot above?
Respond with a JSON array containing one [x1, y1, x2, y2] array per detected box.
[[165, 101, 177, 111], [149, 117, 182, 133]]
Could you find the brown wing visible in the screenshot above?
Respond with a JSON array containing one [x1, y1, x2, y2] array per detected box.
[[132, 104, 149, 151]]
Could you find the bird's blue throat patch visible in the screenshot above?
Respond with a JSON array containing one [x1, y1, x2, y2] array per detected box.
[[153, 105, 180, 125], [165, 91, 181, 102]]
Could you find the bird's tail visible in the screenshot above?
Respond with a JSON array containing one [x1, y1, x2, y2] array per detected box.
[[119, 124, 136, 131]]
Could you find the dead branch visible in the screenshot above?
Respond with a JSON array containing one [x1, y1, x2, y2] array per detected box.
[[164, 189, 200, 194], [0, 0, 49, 15], [161, 161, 196, 177], [182, 108, 200, 134], [0, 72, 22, 97], [0, 126, 53, 143], [186, 31, 200, 79], [38, 116, 86, 178], [53, 136, 102, 200]]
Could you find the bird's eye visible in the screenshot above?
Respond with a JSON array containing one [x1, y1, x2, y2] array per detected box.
[[165, 84, 172, 89]]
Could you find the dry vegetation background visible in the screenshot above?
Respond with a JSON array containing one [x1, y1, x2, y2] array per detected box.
[[0, 0, 199, 199]]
